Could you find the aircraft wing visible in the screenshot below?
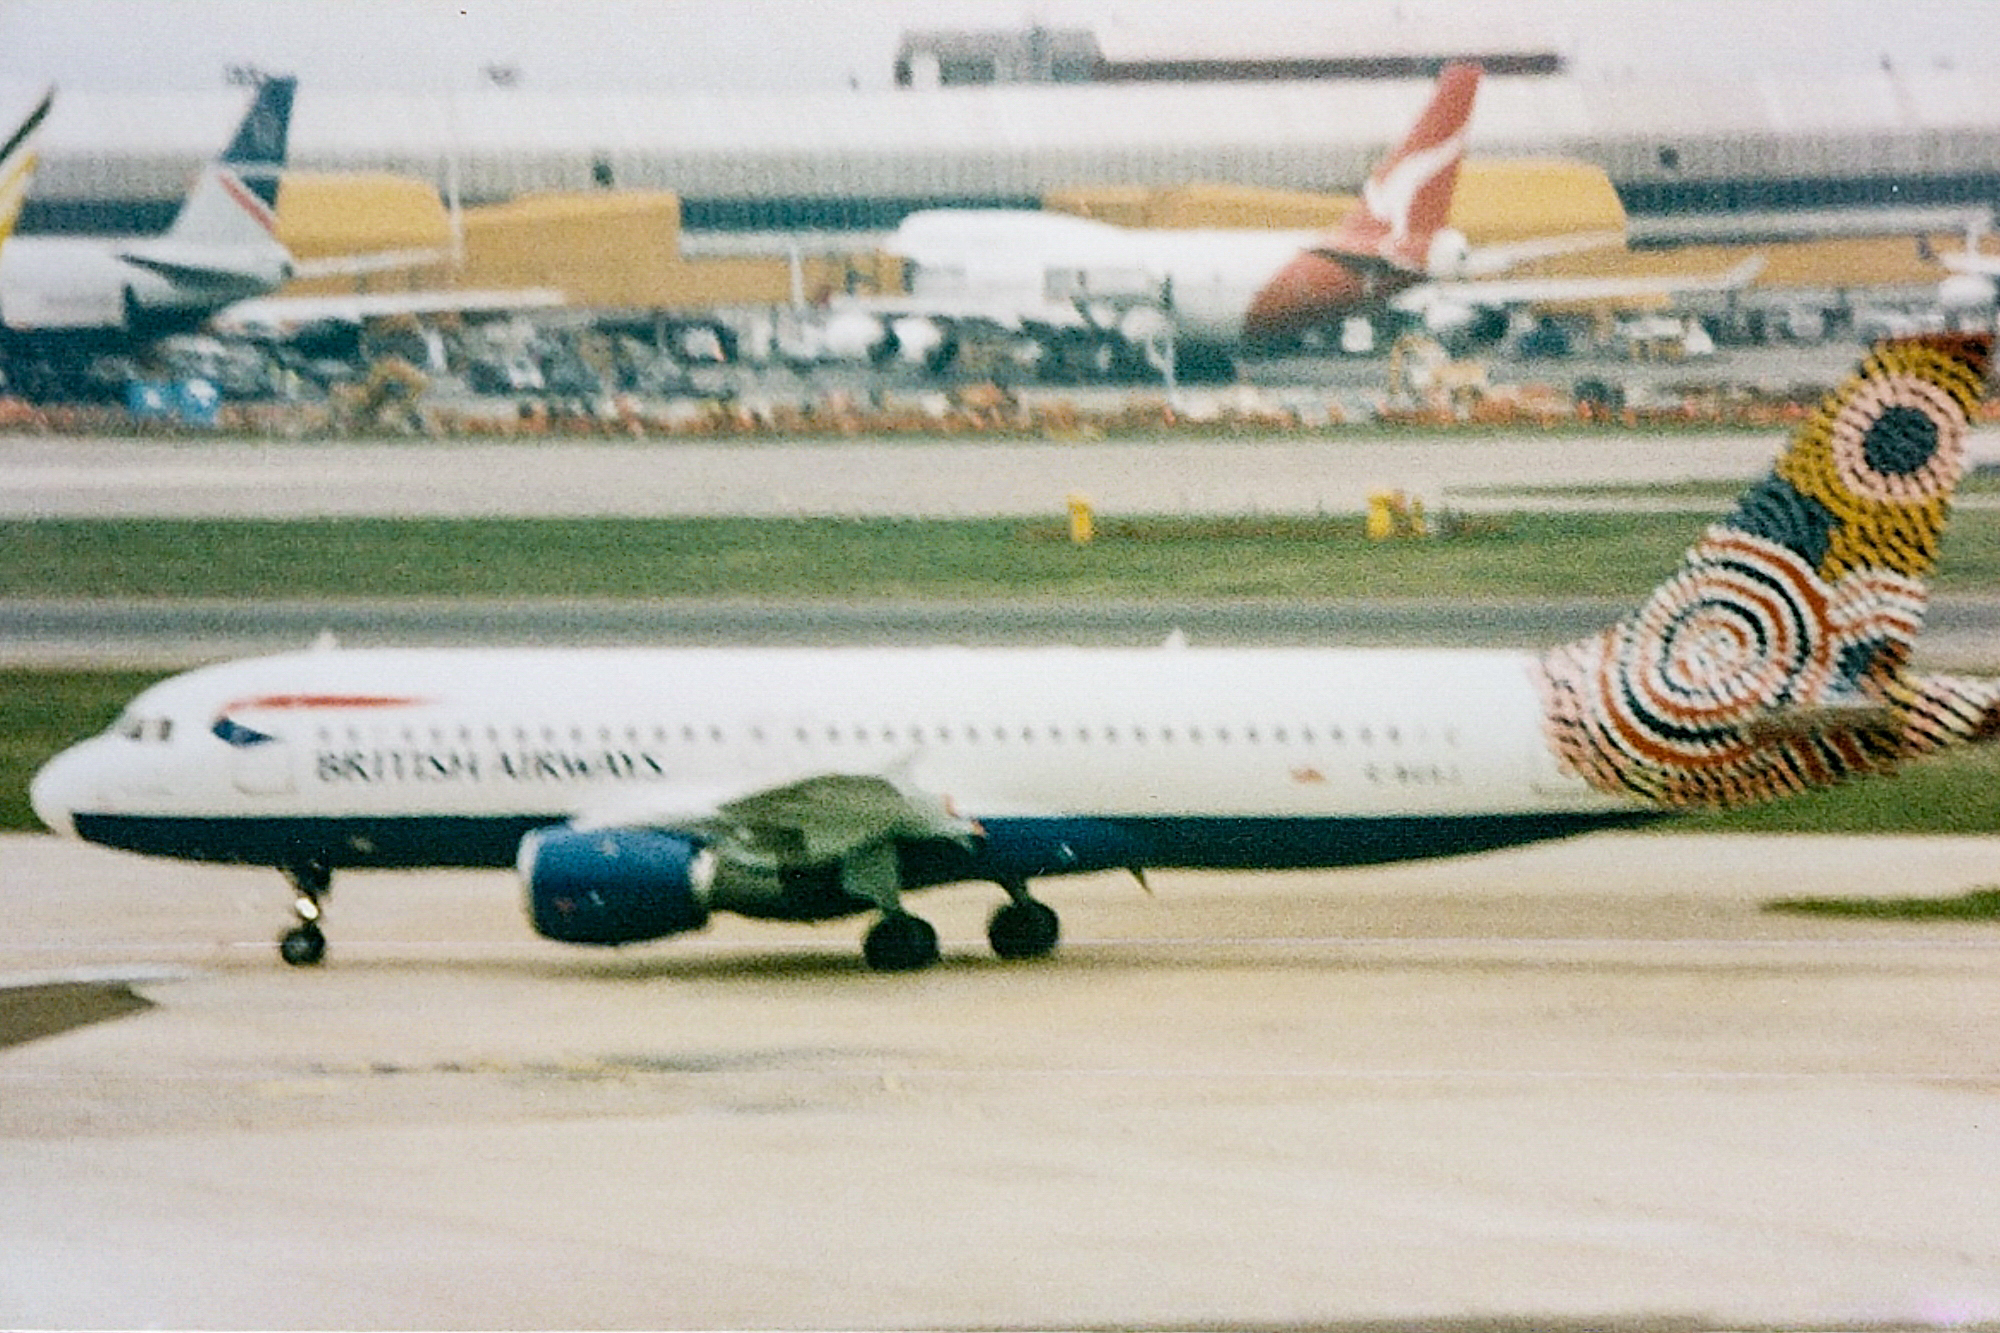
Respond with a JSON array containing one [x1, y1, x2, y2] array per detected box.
[[212, 288, 568, 338], [1937, 250, 2000, 277], [1450, 229, 1629, 278], [288, 248, 457, 280], [577, 772, 980, 868], [1400, 256, 1766, 312], [821, 292, 1093, 335]]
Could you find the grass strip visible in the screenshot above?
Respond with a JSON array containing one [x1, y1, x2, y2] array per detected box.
[[1766, 888, 2000, 921], [10, 511, 2000, 601]]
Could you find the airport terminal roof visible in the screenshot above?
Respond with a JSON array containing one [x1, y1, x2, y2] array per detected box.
[[21, 67, 2000, 223]]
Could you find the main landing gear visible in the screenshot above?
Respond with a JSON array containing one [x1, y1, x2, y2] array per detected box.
[[278, 861, 331, 967], [859, 880, 1062, 973]]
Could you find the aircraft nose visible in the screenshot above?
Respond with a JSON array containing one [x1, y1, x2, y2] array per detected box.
[[29, 746, 87, 839]]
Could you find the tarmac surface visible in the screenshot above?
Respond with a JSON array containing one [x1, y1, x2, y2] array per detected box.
[[8, 428, 1978, 520], [5, 830, 1999, 1330]]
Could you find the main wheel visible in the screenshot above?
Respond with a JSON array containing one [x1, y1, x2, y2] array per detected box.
[[988, 900, 1060, 960], [862, 913, 940, 973], [279, 922, 326, 967]]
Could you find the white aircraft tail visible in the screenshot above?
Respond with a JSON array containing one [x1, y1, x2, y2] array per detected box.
[[1320, 62, 1480, 273], [146, 77, 295, 272], [1537, 334, 2000, 809]]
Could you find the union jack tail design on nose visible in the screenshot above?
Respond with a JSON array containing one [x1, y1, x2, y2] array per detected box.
[[1536, 334, 2000, 808]]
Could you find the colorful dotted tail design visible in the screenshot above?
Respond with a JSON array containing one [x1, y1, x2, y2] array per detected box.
[[1536, 334, 2000, 808]]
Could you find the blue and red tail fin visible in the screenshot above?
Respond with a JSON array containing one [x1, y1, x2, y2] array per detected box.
[[1537, 334, 2000, 807]]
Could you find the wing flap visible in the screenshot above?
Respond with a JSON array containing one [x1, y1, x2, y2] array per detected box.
[[574, 772, 977, 868]]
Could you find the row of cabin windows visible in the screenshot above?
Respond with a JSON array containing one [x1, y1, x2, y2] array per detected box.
[[313, 721, 1460, 749]]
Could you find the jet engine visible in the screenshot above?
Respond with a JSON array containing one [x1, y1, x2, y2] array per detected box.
[[819, 309, 896, 364], [519, 826, 712, 945], [1424, 228, 1473, 280], [1940, 273, 1998, 314]]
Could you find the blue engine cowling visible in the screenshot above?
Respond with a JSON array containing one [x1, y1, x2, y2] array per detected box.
[[519, 826, 712, 945]]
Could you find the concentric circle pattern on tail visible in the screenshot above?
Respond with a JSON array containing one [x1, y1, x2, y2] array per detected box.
[[1536, 334, 1999, 808]]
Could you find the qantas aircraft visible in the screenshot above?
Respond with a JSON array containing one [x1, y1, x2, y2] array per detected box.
[[29, 335, 2000, 971], [0, 77, 295, 398], [840, 63, 1755, 379]]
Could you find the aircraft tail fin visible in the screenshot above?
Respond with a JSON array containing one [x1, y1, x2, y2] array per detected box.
[[1536, 334, 2000, 808], [0, 87, 54, 245], [1320, 61, 1480, 273], [160, 75, 295, 253]]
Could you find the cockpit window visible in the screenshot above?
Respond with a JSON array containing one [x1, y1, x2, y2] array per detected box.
[[113, 713, 174, 743]]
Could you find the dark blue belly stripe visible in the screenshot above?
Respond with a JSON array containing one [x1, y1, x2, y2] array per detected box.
[[73, 808, 1662, 884]]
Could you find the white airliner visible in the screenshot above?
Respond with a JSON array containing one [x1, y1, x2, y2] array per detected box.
[[835, 63, 1756, 379], [0, 77, 295, 396], [30, 335, 2000, 971]]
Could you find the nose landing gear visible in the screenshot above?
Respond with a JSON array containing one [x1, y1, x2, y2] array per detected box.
[[278, 861, 331, 967]]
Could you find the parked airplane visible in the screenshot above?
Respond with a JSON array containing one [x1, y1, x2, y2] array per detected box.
[[837, 63, 1753, 380], [0, 76, 296, 399], [30, 336, 1997, 971]]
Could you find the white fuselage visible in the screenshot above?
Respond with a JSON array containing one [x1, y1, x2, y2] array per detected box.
[[889, 211, 1322, 345], [32, 644, 1637, 882], [0, 235, 287, 333]]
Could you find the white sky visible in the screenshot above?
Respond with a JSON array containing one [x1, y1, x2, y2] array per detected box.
[[1, 0, 1994, 96]]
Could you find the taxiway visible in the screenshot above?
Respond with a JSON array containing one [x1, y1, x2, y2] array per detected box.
[[4, 831, 1997, 1330]]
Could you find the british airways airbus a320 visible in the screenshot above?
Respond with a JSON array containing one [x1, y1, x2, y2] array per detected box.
[[32, 335, 2000, 970]]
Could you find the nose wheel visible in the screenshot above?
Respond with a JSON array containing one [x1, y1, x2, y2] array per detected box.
[[279, 921, 326, 966], [278, 861, 332, 967]]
